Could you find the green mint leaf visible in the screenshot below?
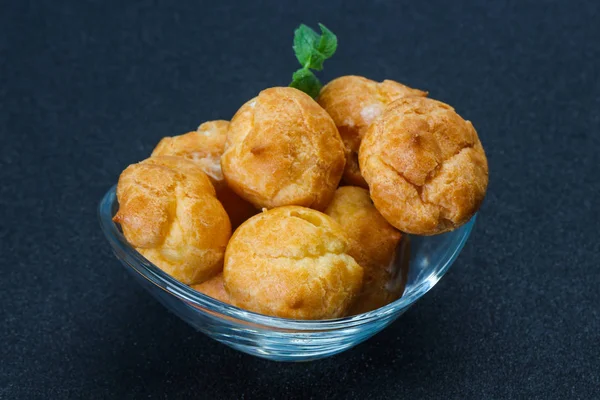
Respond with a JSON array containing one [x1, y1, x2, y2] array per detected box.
[[290, 68, 322, 99], [307, 51, 326, 71], [293, 24, 320, 67], [317, 23, 337, 59], [290, 23, 337, 97], [292, 23, 338, 71]]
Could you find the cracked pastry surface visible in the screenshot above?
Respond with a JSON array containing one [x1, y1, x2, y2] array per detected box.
[[152, 121, 230, 185], [318, 76, 427, 187], [359, 97, 488, 235], [221, 87, 346, 211], [114, 156, 232, 285], [223, 206, 363, 319], [325, 186, 404, 314], [151, 120, 257, 228], [191, 273, 231, 304]]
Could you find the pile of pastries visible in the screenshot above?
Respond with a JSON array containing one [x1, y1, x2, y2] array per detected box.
[[114, 76, 488, 320]]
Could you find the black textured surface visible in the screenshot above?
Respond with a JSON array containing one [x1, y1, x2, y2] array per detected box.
[[1, 0, 599, 398]]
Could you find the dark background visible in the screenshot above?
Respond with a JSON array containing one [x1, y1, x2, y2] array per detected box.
[[2, 0, 599, 398]]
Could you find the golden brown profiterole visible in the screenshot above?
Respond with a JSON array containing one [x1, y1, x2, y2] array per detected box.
[[223, 206, 363, 319], [114, 156, 232, 285], [221, 87, 346, 211], [191, 273, 231, 304], [359, 97, 489, 235], [151, 120, 257, 228], [318, 76, 427, 187], [324, 186, 404, 314]]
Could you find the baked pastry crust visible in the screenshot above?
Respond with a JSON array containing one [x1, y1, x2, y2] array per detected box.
[[318, 76, 427, 187], [114, 156, 232, 284], [223, 206, 363, 319], [324, 186, 403, 314], [191, 273, 230, 304], [152, 121, 230, 186], [221, 87, 346, 210], [152, 121, 256, 228], [359, 97, 488, 235]]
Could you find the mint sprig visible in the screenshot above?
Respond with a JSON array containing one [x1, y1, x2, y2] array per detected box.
[[289, 23, 338, 98]]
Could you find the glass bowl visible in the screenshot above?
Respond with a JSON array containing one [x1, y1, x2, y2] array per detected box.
[[98, 185, 476, 362]]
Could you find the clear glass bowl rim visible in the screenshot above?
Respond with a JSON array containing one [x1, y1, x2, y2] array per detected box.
[[98, 185, 475, 331]]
